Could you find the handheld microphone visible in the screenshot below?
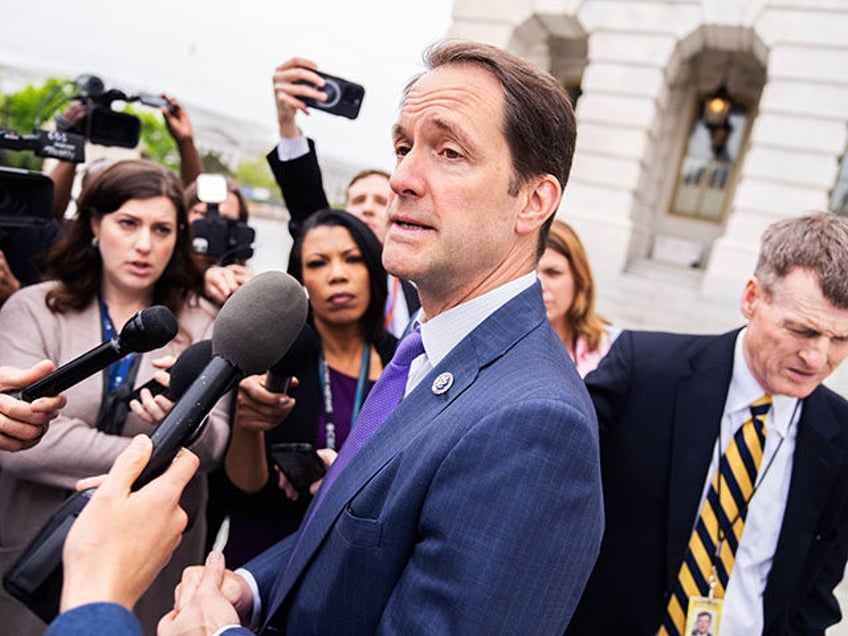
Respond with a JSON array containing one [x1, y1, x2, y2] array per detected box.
[[265, 324, 317, 393], [18, 306, 178, 402], [3, 272, 309, 623], [123, 340, 214, 404]]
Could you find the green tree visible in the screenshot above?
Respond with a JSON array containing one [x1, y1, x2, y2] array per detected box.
[[233, 157, 281, 201], [201, 151, 233, 176]]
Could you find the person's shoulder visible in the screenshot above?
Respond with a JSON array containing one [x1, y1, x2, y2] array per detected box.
[[0, 280, 60, 313], [810, 382, 848, 416], [614, 328, 738, 356], [374, 331, 399, 364], [179, 292, 220, 321]]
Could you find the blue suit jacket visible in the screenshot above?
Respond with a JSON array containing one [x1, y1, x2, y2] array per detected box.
[[46, 603, 141, 636], [568, 329, 848, 635], [229, 283, 603, 634]]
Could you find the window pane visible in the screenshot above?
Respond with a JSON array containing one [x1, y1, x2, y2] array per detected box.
[[671, 106, 747, 222]]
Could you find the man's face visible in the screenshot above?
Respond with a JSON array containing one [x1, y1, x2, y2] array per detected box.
[[383, 64, 530, 312], [345, 174, 390, 243], [695, 613, 711, 634], [741, 267, 848, 398]]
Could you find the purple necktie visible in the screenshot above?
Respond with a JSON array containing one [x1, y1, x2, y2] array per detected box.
[[309, 327, 424, 513]]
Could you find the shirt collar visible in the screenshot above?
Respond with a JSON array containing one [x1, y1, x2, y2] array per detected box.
[[730, 328, 799, 439], [416, 272, 536, 368]]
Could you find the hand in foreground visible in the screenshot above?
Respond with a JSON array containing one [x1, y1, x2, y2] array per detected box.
[[160, 552, 249, 634], [60, 435, 199, 612], [0, 360, 66, 452], [275, 447, 337, 501]]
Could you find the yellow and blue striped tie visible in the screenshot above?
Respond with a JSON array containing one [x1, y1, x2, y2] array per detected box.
[[659, 394, 772, 636]]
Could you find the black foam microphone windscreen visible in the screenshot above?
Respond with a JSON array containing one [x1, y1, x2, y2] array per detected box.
[[124, 339, 214, 404], [213, 270, 309, 374], [19, 305, 178, 401]]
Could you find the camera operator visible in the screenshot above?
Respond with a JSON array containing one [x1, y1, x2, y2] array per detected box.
[[267, 57, 420, 338], [48, 94, 203, 224], [186, 176, 256, 306]]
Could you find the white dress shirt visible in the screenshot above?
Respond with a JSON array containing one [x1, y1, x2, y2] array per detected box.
[[694, 328, 801, 635], [406, 272, 537, 395]]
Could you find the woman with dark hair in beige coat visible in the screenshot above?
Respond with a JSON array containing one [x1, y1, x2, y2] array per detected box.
[[0, 159, 230, 635]]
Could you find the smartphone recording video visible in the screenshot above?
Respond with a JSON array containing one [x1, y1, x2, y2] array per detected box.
[[296, 69, 365, 120]]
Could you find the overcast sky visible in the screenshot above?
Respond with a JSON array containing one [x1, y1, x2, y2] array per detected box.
[[0, 0, 455, 170]]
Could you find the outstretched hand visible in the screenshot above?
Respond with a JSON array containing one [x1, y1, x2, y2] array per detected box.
[[60, 435, 199, 613]]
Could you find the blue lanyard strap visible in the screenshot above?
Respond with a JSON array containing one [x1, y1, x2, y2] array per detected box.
[[98, 292, 136, 394]]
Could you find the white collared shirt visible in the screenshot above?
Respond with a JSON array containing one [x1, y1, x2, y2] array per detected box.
[[695, 328, 801, 635], [404, 272, 536, 396]]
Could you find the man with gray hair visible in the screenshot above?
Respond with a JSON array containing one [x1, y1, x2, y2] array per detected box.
[[568, 212, 848, 635]]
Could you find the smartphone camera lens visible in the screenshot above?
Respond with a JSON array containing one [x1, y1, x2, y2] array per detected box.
[[321, 79, 341, 108]]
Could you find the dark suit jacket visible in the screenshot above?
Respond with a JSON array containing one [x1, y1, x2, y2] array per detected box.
[[265, 141, 420, 316], [567, 329, 848, 635], [228, 283, 604, 634]]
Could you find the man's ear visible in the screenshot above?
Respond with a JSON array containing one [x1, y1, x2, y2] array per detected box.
[[515, 175, 561, 237], [740, 276, 759, 320]]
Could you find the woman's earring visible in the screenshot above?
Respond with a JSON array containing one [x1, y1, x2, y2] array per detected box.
[[91, 236, 99, 248]]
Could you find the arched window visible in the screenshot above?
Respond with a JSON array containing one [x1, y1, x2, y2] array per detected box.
[[670, 97, 748, 223]]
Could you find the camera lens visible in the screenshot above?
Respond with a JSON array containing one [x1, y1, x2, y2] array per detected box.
[[322, 79, 341, 108]]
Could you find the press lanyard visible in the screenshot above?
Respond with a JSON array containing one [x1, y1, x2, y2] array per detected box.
[[98, 293, 136, 394], [317, 343, 371, 450]]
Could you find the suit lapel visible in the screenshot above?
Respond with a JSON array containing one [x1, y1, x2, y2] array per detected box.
[[265, 284, 547, 621], [665, 330, 737, 585], [763, 388, 846, 630]]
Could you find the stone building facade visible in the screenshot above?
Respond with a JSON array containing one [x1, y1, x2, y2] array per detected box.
[[447, 0, 848, 395]]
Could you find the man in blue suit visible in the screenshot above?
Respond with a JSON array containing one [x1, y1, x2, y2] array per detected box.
[[46, 39, 603, 634], [151, 39, 604, 635]]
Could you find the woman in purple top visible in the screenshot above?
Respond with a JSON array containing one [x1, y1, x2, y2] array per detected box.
[[221, 209, 396, 567]]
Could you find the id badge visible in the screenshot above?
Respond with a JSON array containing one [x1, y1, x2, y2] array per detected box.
[[685, 596, 723, 635]]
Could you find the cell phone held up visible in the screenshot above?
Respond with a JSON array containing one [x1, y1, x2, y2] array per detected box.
[[270, 442, 327, 495], [295, 69, 365, 119]]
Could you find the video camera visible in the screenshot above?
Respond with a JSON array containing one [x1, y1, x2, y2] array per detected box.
[[54, 74, 174, 149], [190, 174, 255, 266]]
